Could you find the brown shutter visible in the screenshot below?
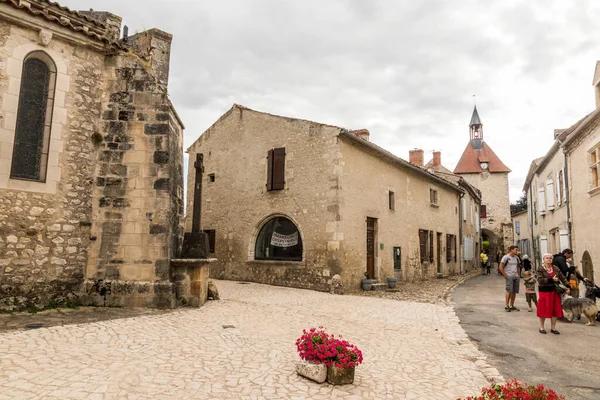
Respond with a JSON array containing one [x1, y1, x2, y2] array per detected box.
[[266, 149, 274, 191], [272, 147, 286, 190], [453, 235, 457, 262], [429, 231, 434, 262], [446, 234, 451, 262], [419, 229, 427, 262], [480, 205, 487, 219]]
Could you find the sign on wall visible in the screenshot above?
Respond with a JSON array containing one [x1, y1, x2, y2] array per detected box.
[[270, 231, 299, 247]]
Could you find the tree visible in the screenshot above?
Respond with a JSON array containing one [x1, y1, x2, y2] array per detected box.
[[510, 192, 527, 215]]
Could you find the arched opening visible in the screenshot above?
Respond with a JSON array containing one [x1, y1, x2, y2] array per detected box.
[[481, 228, 501, 266], [254, 216, 303, 261], [581, 251, 594, 281], [11, 51, 57, 182]]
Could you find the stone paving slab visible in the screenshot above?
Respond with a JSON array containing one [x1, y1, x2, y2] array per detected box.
[[0, 280, 500, 399]]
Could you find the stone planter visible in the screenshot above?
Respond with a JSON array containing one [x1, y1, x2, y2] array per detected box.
[[361, 279, 374, 291], [327, 365, 355, 385], [387, 277, 397, 289], [296, 360, 327, 383]]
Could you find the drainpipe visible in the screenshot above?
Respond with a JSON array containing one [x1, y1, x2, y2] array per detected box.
[[528, 185, 535, 268], [563, 151, 573, 250], [459, 192, 464, 275]]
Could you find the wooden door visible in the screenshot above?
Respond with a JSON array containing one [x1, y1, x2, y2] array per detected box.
[[366, 218, 376, 279]]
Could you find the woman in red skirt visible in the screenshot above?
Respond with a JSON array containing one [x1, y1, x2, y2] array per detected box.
[[536, 253, 570, 334]]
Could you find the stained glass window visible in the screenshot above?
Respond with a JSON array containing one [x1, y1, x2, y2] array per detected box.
[[10, 52, 56, 182]]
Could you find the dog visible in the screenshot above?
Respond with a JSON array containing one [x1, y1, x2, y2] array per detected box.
[[562, 294, 598, 326]]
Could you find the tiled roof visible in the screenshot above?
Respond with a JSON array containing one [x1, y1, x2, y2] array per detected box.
[[453, 140, 511, 174], [1, 0, 126, 50], [424, 160, 454, 174]]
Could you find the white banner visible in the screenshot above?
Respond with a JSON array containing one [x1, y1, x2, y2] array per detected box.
[[270, 231, 298, 247]]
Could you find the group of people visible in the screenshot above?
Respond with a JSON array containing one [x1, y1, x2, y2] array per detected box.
[[497, 246, 592, 334]]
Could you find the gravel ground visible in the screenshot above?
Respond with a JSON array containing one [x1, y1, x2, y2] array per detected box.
[[347, 270, 481, 305]]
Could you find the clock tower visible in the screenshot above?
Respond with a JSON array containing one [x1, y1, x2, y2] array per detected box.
[[454, 106, 513, 257]]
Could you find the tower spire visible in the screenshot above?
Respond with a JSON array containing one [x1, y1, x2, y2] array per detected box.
[[469, 105, 483, 142]]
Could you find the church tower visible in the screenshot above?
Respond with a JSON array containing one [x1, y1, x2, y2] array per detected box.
[[454, 106, 513, 256]]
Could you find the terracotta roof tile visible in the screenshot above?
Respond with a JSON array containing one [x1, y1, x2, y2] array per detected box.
[[453, 140, 511, 174], [1, 0, 127, 50]]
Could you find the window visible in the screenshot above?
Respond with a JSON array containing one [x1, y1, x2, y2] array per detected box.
[[266, 147, 285, 191], [255, 216, 302, 261], [202, 229, 216, 253], [388, 191, 395, 211], [419, 229, 428, 262], [208, 173, 215, 182], [515, 220, 520, 235], [590, 145, 600, 190], [430, 189, 438, 206], [446, 234, 457, 262], [480, 205, 487, 219], [10, 51, 57, 181]]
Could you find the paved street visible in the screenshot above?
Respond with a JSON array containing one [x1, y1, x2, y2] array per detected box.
[[0, 280, 499, 399], [453, 273, 600, 400]]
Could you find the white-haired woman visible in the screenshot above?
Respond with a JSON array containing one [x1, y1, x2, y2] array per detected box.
[[536, 253, 570, 334]]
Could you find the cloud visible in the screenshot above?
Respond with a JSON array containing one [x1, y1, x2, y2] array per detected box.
[[60, 0, 600, 202]]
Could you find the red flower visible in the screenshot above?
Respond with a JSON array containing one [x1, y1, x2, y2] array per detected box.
[[457, 379, 565, 400], [296, 327, 363, 368]]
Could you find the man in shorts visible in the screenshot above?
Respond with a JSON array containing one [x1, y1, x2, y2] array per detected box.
[[499, 245, 521, 312]]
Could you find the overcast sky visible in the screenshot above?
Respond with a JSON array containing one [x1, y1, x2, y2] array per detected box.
[[61, 0, 600, 201]]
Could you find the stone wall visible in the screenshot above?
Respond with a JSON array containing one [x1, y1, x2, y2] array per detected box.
[[83, 30, 185, 308], [0, 21, 104, 310]]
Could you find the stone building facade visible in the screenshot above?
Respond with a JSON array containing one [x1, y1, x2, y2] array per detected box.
[[454, 106, 513, 259], [511, 209, 531, 260], [186, 105, 464, 291], [0, 1, 191, 310]]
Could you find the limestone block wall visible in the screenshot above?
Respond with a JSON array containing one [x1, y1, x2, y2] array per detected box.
[[0, 21, 103, 310], [186, 106, 341, 291], [461, 191, 481, 273], [337, 138, 461, 285], [566, 117, 600, 283], [83, 40, 184, 308]]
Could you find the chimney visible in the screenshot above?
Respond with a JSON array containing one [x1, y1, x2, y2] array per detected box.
[[352, 129, 370, 141], [432, 151, 441, 167], [409, 149, 424, 167]]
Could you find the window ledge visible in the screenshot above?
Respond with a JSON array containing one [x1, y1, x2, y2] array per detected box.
[[588, 186, 600, 197], [248, 259, 304, 266]]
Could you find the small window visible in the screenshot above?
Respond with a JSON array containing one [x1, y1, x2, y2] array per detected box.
[[388, 191, 395, 210], [208, 173, 215, 182], [590, 145, 600, 189], [430, 189, 438, 206], [10, 51, 57, 182], [267, 147, 286, 191], [480, 205, 487, 219], [255, 216, 302, 261], [202, 229, 216, 253]]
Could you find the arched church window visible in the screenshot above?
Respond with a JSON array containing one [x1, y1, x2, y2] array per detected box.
[[255, 216, 303, 261], [10, 51, 57, 182]]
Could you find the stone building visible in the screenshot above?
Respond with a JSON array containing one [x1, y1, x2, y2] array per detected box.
[[454, 106, 513, 258], [186, 105, 465, 291], [0, 1, 202, 310], [522, 130, 572, 267], [510, 209, 531, 259], [423, 151, 482, 273]]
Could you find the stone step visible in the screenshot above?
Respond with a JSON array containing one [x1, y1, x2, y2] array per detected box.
[[370, 283, 388, 291]]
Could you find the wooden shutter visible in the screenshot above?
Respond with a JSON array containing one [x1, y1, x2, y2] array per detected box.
[[546, 179, 555, 210], [266, 149, 274, 191], [419, 229, 427, 262], [453, 235, 457, 262], [272, 148, 286, 190], [461, 198, 467, 221], [515, 220, 520, 235], [480, 205, 487, 219], [540, 236, 548, 255], [562, 167, 567, 203], [556, 172, 562, 206], [559, 230, 569, 252], [446, 234, 451, 262], [537, 187, 546, 215], [429, 231, 434, 263]]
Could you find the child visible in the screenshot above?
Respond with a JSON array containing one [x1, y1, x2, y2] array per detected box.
[[523, 270, 538, 312]]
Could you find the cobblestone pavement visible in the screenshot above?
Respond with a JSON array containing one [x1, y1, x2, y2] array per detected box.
[[0, 279, 500, 399]]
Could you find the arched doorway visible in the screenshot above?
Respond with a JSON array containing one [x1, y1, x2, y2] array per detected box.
[[581, 251, 594, 281], [254, 216, 303, 261], [481, 228, 501, 267]]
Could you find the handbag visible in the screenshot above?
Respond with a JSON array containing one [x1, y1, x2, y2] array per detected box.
[[555, 282, 568, 294]]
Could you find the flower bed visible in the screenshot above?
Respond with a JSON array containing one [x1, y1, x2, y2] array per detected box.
[[458, 379, 565, 400]]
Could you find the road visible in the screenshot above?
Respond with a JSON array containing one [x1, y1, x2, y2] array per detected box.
[[453, 272, 600, 400]]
